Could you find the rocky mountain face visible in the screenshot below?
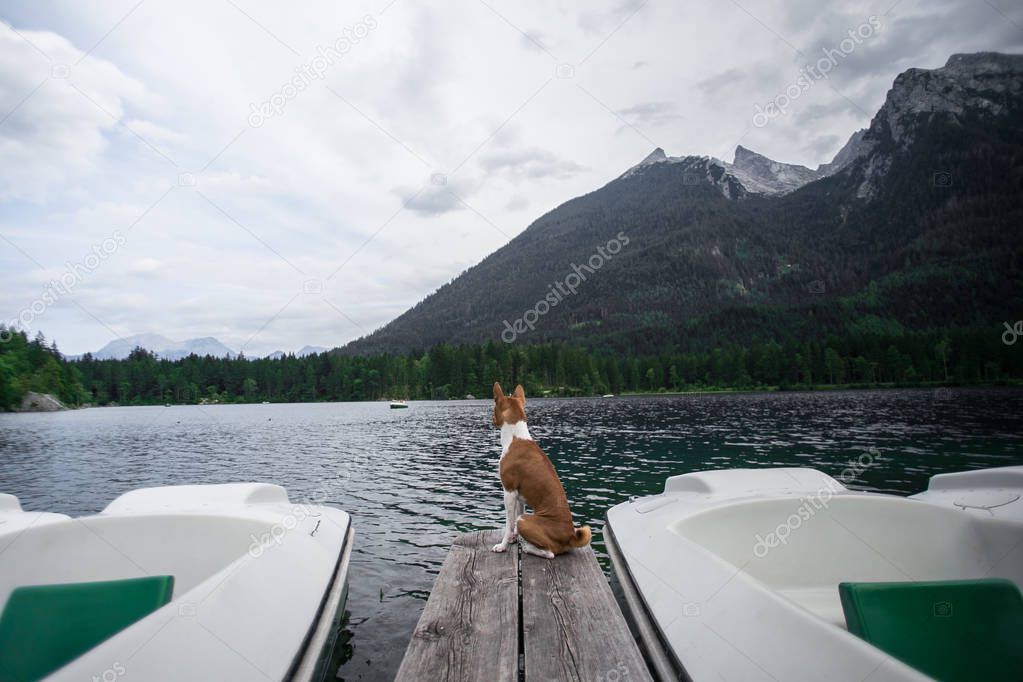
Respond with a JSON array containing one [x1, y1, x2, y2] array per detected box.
[[846, 52, 1023, 199], [728, 145, 823, 195], [341, 53, 1023, 356], [817, 129, 867, 176]]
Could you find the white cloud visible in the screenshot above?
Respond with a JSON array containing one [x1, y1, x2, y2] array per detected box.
[[391, 176, 478, 217], [616, 101, 684, 128], [128, 257, 162, 275], [478, 147, 584, 181], [0, 22, 158, 202]]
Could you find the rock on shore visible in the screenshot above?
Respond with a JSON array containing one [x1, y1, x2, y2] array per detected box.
[[17, 392, 67, 412]]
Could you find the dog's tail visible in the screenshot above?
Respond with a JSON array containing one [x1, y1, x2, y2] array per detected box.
[[569, 525, 592, 548]]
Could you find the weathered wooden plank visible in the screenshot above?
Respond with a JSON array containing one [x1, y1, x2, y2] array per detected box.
[[394, 530, 519, 682], [521, 540, 653, 682]]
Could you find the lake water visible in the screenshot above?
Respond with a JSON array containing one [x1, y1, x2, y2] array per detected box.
[[2, 388, 1022, 680]]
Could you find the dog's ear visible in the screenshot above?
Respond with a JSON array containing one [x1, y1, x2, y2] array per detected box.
[[513, 384, 525, 401], [493, 382, 504, 401]]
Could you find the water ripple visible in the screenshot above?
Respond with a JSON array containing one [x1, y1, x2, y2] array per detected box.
[[2, 389, 1022, 680]]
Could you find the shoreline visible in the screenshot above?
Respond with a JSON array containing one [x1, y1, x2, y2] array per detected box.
[[10, 381, 1021, 411], [615, 380, 1023, 397]]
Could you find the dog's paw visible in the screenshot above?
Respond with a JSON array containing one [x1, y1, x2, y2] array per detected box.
[[491, 543, 507, 553], [541, 550, 554, 559]]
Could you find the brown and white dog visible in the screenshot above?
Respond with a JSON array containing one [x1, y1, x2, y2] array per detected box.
[[491, 382, 591, 558]]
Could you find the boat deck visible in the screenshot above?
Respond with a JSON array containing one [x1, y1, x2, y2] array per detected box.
[[395, 529, 652, 682]]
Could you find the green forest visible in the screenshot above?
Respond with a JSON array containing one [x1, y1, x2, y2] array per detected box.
[[0, 329, 88, 410], [2, 324, 1018, 410]]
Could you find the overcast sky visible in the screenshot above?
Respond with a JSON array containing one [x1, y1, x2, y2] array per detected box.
[[1, 0, 1020, 356]]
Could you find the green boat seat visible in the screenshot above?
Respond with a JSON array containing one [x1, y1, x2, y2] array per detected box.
[[839, 578, 1023, 682], [0, 575, 174, 682]]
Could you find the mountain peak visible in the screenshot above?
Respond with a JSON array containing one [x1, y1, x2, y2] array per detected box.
[[944, 51, 1022, 72], [620, 145, 821, 198], [883, 51, 1022, 127], [732, 145, 761, 165], [621, 147, 668, 178], [88, 334, 237, 360], [725, 145, 821, 196], [639, 147, 667, 165]]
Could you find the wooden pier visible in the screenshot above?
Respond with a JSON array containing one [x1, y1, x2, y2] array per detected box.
[[395, 530, 653, 682]]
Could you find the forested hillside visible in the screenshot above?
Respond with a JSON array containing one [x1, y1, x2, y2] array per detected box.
[[0, 328, 86, 410], [69, 327, 1019, 405], [4, 318, 1016, 411]]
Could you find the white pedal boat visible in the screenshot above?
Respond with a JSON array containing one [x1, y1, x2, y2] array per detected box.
[[606, 466, 1023, 682], [0, 483, 353, 682]]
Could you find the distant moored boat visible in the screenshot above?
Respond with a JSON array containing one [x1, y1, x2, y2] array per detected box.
[[390, 400, 408, 409]]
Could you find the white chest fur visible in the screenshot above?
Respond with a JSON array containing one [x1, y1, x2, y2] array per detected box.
[[500, 421, 532, 458]]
